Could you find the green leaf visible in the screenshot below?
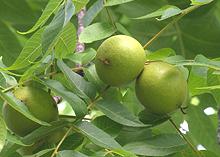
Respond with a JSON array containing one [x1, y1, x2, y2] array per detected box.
[[44, 79, 88, 117], [54, 22, 77, 59], [104, 0, 134, 6], [139, 109, 170, 126], [146, 48, 176, 61], [65, 48, 96, 65], [42, 0, 75, 53], [18, 0, 63, 34], [96, 99, 149, 127], [133, 5, 182, 20], [72, 0, 89, 13], [122, 88, 144, 116], [207, 69, 220, 104], [83, 0, 104, 26], [60, 133, 84, 150], [173, 57, 220, 72], [19, 55, 52, 83], [6, 133, 30, 146], [22, 120, 69, 144], [93, 116, 122, 137], [75, 121, 122, 149], [0, 58, 17, 87], [0, 21, 22, 66], [6, 28, 44, 70], [0, 116, 7, 152], [79, 22, 116, 43], [0, 91, 50, 126], [115, 23, 131, 36], [191, 0, 214, 5], [57, 150, 88, 157], [83, 64, 105, 90], [124, 134, 186, 156], [187, 94, 220, 154], [57, 60, 93, 103], [171, 149, 218, 157], [188, 65, 208, 96], [116, 127, 152, 146], [24, 148, 55, 157]]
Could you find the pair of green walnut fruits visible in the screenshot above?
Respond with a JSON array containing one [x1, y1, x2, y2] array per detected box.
[[2, 35, 188, 138], [96, 35, 188, 115]]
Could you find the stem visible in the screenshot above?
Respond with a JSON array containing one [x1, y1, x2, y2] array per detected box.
[[0, 86, 5, 90], [87, 85, 111, 109], [105, 7, 117, 30], [169, 119, 203, 157], [143, 5, 201, 49], [2, 84, 18, 93], [51, 127, 72, 157]]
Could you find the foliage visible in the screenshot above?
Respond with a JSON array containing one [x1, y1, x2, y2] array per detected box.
[[0, 0, 220, 157]]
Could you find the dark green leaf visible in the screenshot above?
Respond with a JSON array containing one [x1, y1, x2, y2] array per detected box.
[[0, 21, 22, 66], [44, 79, 88, 117], [57, 60, 94, 102], [83, 0, 104, 26], [124, 134, 186, 156], [93, 116, 122, 137], [76, 121, 122, 149], [96, 99, 149, 127], [18, 0, 63, 34], [187, 94, 220, 154], [0, 92, 50, 126]]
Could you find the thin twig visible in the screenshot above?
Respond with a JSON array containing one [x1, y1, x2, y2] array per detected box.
[[2, 84, 18, 93], [169, 119, 203, 157], [143, 5, 201, 49], [0, 86, 5, 90], [87, 85, 111, 109], [51, 127, 72, 157], [105, 8, 117, 30]]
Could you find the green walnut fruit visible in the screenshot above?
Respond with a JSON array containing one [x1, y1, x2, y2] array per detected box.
[[135, 61, 188, 115], [95, 35, 145, 86], [2, 86, 58, 136]]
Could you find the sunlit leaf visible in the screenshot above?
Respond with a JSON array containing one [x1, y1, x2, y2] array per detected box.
[[83, 0, 104, 26], [18, 0, 63, 34], [79, 22, 116, 43], [0, 116, 7, 152]]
